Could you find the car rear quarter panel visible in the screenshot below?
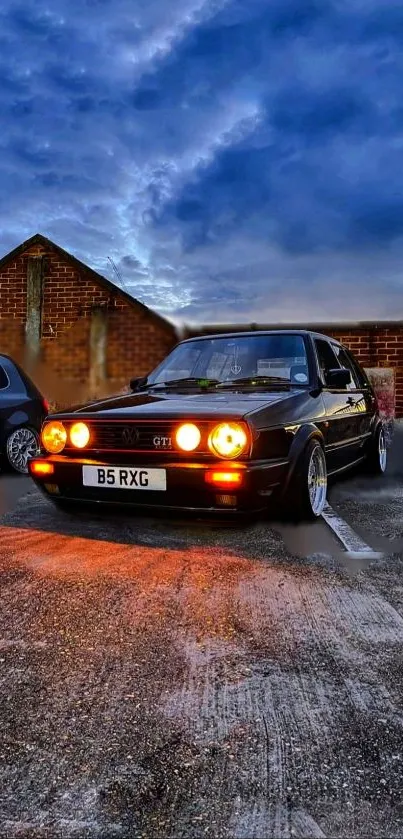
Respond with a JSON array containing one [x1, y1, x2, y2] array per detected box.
[[0, 398, 45, 447], [0, 400, 30, 445]]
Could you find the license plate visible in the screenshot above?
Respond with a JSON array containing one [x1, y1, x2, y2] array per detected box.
[[82, 465, 167, 491]]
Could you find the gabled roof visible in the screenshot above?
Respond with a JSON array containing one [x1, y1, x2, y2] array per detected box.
[[0, 233, 177, 337]]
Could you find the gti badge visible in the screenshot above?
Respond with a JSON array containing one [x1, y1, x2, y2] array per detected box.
[[153, 436, 172, 448]]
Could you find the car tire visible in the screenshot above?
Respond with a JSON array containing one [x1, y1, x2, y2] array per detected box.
[[5, 426, 40, 474], [284, 438, 328, 521], [365, 423, 388, 475]]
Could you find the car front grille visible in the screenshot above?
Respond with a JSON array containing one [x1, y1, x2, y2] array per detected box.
[[65, 421, 177, 453], [61, 418, 253, 460]]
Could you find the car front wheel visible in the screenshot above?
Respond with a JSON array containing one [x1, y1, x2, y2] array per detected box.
[[6, 427, 40, 474], [285, 439, 328, 521]]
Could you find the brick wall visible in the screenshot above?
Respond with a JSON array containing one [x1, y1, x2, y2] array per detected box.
[[4, 235, 401, 416], [182, 322, 403, 417], [0, 238, 177, 407], [322, 325, 403, 416]]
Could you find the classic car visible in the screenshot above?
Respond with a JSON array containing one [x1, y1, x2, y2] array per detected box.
[[28, 330, 387, 520], [0, 354, 48, 473]]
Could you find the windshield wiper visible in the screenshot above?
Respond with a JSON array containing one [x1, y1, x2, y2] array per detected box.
[[215, 376, 292, 389], [136, 374, 296, 392], [141, 377, 221, 390]]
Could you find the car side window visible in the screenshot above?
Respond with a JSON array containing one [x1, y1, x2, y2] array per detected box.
[[0, 365, 9, 390], [314, 339, 341, 384], [344, 349, 370, 389], [332, 345, 359, 391]]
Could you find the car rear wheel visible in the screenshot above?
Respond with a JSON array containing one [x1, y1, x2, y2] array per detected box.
[[366, 424, 387, 475], [6, 427, 40, 474], [284, 439, 328, 521]]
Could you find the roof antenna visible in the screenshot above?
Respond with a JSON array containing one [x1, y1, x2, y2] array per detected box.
[[107, 256, 130, 295]]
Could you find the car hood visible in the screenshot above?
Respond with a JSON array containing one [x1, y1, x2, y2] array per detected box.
[[57, 388, 307, 421]]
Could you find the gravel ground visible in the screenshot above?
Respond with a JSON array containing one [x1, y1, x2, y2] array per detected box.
[[1, 434, 403, 838]]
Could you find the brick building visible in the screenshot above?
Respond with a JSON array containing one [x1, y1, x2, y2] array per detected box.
[[182, 321, 403, 417], [1, 232, 402, 417], [0, 234, 177, 407]]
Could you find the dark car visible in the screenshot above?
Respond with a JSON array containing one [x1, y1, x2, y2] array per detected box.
[[28, 330, 387, 520], [0, 354, 49, 473]]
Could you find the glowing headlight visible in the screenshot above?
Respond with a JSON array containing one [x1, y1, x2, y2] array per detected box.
[[69, 422, 90, 449], [175, 423, 201, 451], [208, 422, 248, 459], [41, 421, 67, 454]]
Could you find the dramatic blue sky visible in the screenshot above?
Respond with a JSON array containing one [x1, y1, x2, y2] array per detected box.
[[1, 0, 403, 325]]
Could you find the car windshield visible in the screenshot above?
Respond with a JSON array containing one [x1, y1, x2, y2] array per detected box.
[[147, 334, 310, 387]]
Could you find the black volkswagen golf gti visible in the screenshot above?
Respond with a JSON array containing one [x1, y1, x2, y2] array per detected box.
[[29, 331, 387, 521]]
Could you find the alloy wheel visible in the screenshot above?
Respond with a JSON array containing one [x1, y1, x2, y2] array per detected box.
[[378, 427, 387, 473], [307, 444, 327, 516], [6, 427, 39, 474]]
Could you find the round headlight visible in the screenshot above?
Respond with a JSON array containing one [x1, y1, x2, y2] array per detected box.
[[70, 422, 90, 449], [208, 422, 248, 459], [41, 420, 67, 454], [175, 423, 201, 452]]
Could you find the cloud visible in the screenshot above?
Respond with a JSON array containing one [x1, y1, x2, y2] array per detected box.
[[0, 0, 403, 325]]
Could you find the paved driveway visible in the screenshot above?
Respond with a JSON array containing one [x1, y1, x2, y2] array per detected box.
[[1, 432, 403, 837]]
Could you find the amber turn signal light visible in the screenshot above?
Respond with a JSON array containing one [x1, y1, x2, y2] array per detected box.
[[205, 470, 243, 487], [41, 421, 67, 454], [30, 461, 55, 476]]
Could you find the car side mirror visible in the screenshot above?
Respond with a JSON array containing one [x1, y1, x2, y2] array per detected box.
[[325, 368, 351, 388], [130, 375, 147, 392]]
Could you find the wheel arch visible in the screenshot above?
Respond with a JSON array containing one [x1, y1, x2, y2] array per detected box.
[[3, 409, 31, 432], [369, 415, 392, 449], [281, 423, 325, 498]]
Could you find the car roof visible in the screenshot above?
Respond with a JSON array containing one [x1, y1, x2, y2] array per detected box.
[[0, 353, 18, 366], [181, 329, 343, 344], [0, 353, 43, 396]]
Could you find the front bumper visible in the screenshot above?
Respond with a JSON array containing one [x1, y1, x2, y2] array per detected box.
[[28, 454, 289, 513]]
